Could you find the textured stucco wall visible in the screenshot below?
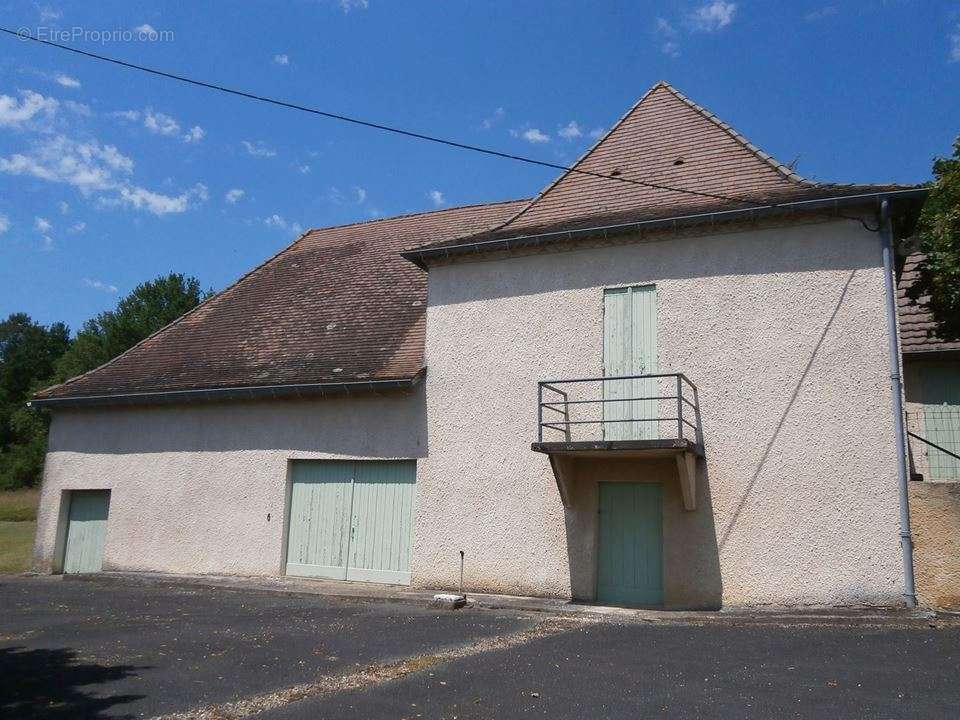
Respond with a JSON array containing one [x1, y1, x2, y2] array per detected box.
[[414, 220, 904, 606], [34, 390, 426, 575], [909, 481, 960, 609]]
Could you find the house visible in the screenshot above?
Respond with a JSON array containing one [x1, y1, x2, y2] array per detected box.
[[30, 82, 932, 608], [898, 254, 960, 607]]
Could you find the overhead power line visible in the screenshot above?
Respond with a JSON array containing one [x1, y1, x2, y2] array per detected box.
[[0, 25, 774, 210]]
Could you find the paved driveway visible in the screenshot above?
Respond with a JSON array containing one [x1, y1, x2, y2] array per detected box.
[[2, 576, 958, 719]]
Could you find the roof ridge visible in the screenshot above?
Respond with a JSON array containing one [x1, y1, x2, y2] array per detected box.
[[35, 227, 318, 399], [476, 83, 668, 236], [303, 197, 528, 236], [34, 198, 528, 400], [656, 82, 813, 186]]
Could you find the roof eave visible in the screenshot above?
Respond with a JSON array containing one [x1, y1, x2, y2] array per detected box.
[[401, 188, 929, 270], [29, 369, 427, 409]]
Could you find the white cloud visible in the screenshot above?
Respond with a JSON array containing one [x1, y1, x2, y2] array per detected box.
[[116, 183, 207, 215], [64, 100, 91, 116], [354, 186, 367, 203], [68, 221, 85, 233], [655, 17, 681, 57], [558, 121, 582, 141], [588, 127, 605, 139], [0, 90, 59, 129], [143, 109, 180, 136], [325, 187, 345, 204], [521, 128, 550, 143], [273, 53, 290, 65], [481, 107, 505, 130], [182, 125, 205, 143], [297, 164, 311, 174], [689, 1, 737, 32], [805, 6, 837, 21], [264, 214, 303, 234], [427, 189, 445, 207], [132, 23, 159, 39], [58, 200, 69, 214], [225, 188, 245, 204], [55, 74, 81, 89], [338, 0, 369, 13], [39, 6, 61, 22], [0, 214, 9, 234], [111, 109, 140, 122], [35, 216, 52, 233], [951, 25, 960, 63], [241, 140, 277, 158], [83, 278, 118, 293], [0, 135, 133, 193]]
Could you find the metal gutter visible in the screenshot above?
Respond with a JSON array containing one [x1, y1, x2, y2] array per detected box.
[[879, 199, 917, 608], [401, 188, 929, 270], [28, 369, 426, 409]]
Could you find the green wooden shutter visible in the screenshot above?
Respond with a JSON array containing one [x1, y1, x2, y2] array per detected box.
[[603, 285, 657, 440], [920, 364, 960, 479], [597, 482, 663, 606], [62, 490, 110, 574]]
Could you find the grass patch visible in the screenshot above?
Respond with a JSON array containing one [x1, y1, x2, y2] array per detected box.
[[0, 521, 35, 574], [0, 488, 40, 522]]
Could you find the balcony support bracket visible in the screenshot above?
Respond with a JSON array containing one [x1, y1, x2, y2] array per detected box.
[[549, 454, 576, 509], [675, 451, 697, 511]]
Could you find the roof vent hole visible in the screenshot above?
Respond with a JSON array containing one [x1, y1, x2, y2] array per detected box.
[[609, 169, 622, 177], [673, 157, 685, 166]]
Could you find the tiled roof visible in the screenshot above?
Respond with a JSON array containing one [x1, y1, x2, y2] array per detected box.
[[898, 252, 960, 355], [35, 199, 526, 401], [409, 82, 918, 254]]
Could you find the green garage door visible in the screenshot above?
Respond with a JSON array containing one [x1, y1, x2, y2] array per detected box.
[[597, 482, 663, 606], [285, 460, 417, 584], [62, 490, 110, 574]]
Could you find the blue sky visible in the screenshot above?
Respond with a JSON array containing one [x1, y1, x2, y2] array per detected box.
[[1, 0, 958, 332]]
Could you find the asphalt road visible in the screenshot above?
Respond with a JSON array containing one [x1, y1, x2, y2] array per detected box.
[[2, 577, 958, 719]]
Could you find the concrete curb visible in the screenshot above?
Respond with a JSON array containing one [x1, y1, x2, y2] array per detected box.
[[47, 570, 954, 627]]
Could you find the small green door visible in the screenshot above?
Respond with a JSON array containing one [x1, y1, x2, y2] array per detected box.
[[286, 460, 417, 584], [597, 482, 663, 606], [62, 490, 110, 574], [920, 364, 960, 479]]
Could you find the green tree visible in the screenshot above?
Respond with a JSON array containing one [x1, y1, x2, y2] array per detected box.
[[907, 137, 960, 342], [54, 273, 211, 382], [0, 314, 70, 489]]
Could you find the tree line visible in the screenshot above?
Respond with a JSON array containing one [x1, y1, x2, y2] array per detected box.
[[0, 274, 210, 490]]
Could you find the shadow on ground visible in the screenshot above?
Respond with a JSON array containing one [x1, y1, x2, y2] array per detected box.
[[0, 646, 145, 720]]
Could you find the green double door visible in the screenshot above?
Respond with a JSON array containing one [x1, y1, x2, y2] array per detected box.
[[597, 482, 663, 606], [62, 490, 111, 574], [285, 460, 417, 584], [603, 285, 657, 441]]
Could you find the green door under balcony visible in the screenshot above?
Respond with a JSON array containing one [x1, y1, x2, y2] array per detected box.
[[597, 482, 663, 606], [285, 460, 417, 584], [603, 284, 657, 441], [62, 490, 111, 574]]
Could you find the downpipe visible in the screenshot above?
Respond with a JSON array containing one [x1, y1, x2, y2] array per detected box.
[[879, 198, 917, 608]]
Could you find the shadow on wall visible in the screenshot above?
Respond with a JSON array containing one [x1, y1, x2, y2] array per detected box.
[[562, 457, 723, 609], [0, 645, 145, 719], [429, 221, 877, 307], [717, 269, 858, 551], [46, 387, 429, 457]]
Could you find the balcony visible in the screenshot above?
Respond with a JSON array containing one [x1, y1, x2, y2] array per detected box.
[[532, 373, 704, 510]]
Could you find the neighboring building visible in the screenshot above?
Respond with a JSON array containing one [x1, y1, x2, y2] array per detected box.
[[898, 254, 960, 608], [31, 82, 931, 608]]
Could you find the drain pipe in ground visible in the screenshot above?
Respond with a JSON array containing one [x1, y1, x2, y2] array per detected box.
[[879, 198, 917, 608]]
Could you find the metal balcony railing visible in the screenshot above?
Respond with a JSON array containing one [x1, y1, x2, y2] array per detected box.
[[906, 410, 960, 481], [537, 373, 703, 448]]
